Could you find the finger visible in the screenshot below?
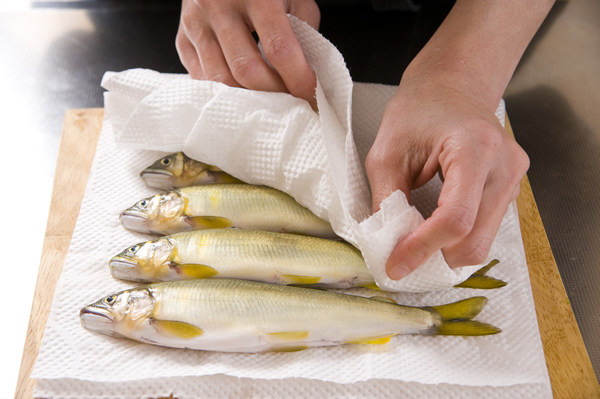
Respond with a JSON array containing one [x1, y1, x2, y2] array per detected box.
[[289, 0, 321, 30], [385, 151, 491, 280], [212, 13, 288, 93], [249, 3, 317, 104], [176, 24, 204, 80], [184, 22, 241, 87], [442, 174, 520, 267], [442, 144, 529, 267]]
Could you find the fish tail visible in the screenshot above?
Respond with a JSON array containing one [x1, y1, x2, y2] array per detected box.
[[454, 259, 507, 289], [427, 297, 501, 336]]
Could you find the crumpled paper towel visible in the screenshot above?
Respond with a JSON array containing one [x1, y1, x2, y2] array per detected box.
[[101, 15, 509, 293], [31, 15, 551, 399]]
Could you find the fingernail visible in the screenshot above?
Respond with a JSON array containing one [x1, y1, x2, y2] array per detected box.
[[389, 264, 412, 280]]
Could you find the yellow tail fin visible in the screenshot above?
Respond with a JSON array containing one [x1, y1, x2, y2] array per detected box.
[[454, 259, 507, 289], [427, 297, 501, 336]]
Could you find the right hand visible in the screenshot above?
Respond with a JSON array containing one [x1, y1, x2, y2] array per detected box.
[[176, 0, 320, 106]]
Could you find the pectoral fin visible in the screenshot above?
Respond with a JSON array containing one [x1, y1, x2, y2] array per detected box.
[[359, 282, 381, 290], [150, 319, 203, 339], [281, 275, 322, 285], [176, 264, 219, 279], [370, 296, 397, 304], [186, 216, 232, 230], [267, 331, 310, 341], [347, 335, 395, 345], [272, 345, 309, 352]]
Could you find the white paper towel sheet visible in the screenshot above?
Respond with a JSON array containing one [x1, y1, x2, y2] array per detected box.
[[32, 15, 551, 398]]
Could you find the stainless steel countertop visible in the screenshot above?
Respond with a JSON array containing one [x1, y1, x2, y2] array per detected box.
[[1, 1, 598, 396]]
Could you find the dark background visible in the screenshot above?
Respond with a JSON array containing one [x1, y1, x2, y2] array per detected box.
[[2, 0, 598, 387]]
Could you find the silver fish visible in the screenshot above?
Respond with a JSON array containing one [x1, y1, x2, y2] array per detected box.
[[141, 152, 243, 190], [80, 279, 500, 353], [109, 229, 375, 288], [119, 184, 337, 238]]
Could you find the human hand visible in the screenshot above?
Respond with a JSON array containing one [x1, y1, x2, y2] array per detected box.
[[176, 0, 320, 106], [365, 70, 529, 280]]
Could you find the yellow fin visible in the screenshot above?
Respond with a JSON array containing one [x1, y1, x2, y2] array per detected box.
[[215, 172, 245, 184], [282, 275, 322, 285], [360, 282, 380, 290], [454, 259, 507, 289], [370, 296, 397, 304], [454, 275, 507, 289], [431, 297, 488, 321], [436, 320, 501, 336], [186, 216, 232, 229], [177, 264, 219, 279], [272, 345, 309, 353], [150, 319, 203, 339], [267, 331, 310, 341], [348, 335, 394, 345]]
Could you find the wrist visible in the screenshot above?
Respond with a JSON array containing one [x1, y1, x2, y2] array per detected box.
[[402, 0, 555, 111]]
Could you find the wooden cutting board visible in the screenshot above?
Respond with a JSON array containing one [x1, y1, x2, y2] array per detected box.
[[15, 109, 600, 398]]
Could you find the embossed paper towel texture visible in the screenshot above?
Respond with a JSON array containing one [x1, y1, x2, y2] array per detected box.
[[31, 15, 550, 398]]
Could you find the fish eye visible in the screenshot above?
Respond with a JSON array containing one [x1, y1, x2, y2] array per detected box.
[[161, 157, 171, 166], [104, 295, 116, 305], [128, 245, 140, 253], [138, 199, 148, 207]]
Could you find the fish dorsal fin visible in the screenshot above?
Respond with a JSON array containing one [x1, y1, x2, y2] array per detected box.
[[454, 259, 507, 289], [370, 296, 397, 304], [281, 275, 322, 285], [186, 216, 232, 230], [347, 335, 395, 345], [267, 331, 310, 341], [271, 345, 309, 352], [175, 264, 219, 279], [150, 319, 203, 339]]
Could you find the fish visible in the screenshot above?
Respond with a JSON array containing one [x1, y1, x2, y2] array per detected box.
[[109, 228, 507, 290], [109, 229, 374, 288], [79, 279, 501, 353], [119, 184, 337, 238], [141, 152, 244, 190]]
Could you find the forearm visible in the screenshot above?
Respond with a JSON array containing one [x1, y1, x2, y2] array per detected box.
[[404, 0, 555, 111]]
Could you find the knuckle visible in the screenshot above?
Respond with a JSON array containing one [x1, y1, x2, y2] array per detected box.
[[263, 33, 297, 62], [443, 206, 475, 238], [463, 240, 492, 266], [229, 55, 260, 86], [404, 235, 431, 260]]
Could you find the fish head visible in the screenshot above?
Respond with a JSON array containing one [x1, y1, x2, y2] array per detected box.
[[110, 238, 175, 282], [140, 153, 185, 190], [120, 192, 186, 234], [80, 288, 155, 338]]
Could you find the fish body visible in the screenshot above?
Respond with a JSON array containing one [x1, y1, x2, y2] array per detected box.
[[109, 229, 373, 288], [120, 184, 336, 238], [80, 279, 500, 352], [141, 152, 243, 190]]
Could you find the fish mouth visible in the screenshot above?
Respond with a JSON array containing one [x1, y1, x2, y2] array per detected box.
[[120, 211, 150, 233], [141, 169, 173, 178], [141, 170, 175, 189], [109, 256, 146, 282], [80, 306, 115, 332]]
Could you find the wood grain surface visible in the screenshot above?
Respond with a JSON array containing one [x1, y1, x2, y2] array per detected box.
[[15, 109, 104, 399], [15, 110, 600, 398]]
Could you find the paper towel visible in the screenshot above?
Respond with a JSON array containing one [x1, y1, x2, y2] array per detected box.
[[101, 17, 510, 293], [32, 109, 550, 396], [31, 15, 551, 398]]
